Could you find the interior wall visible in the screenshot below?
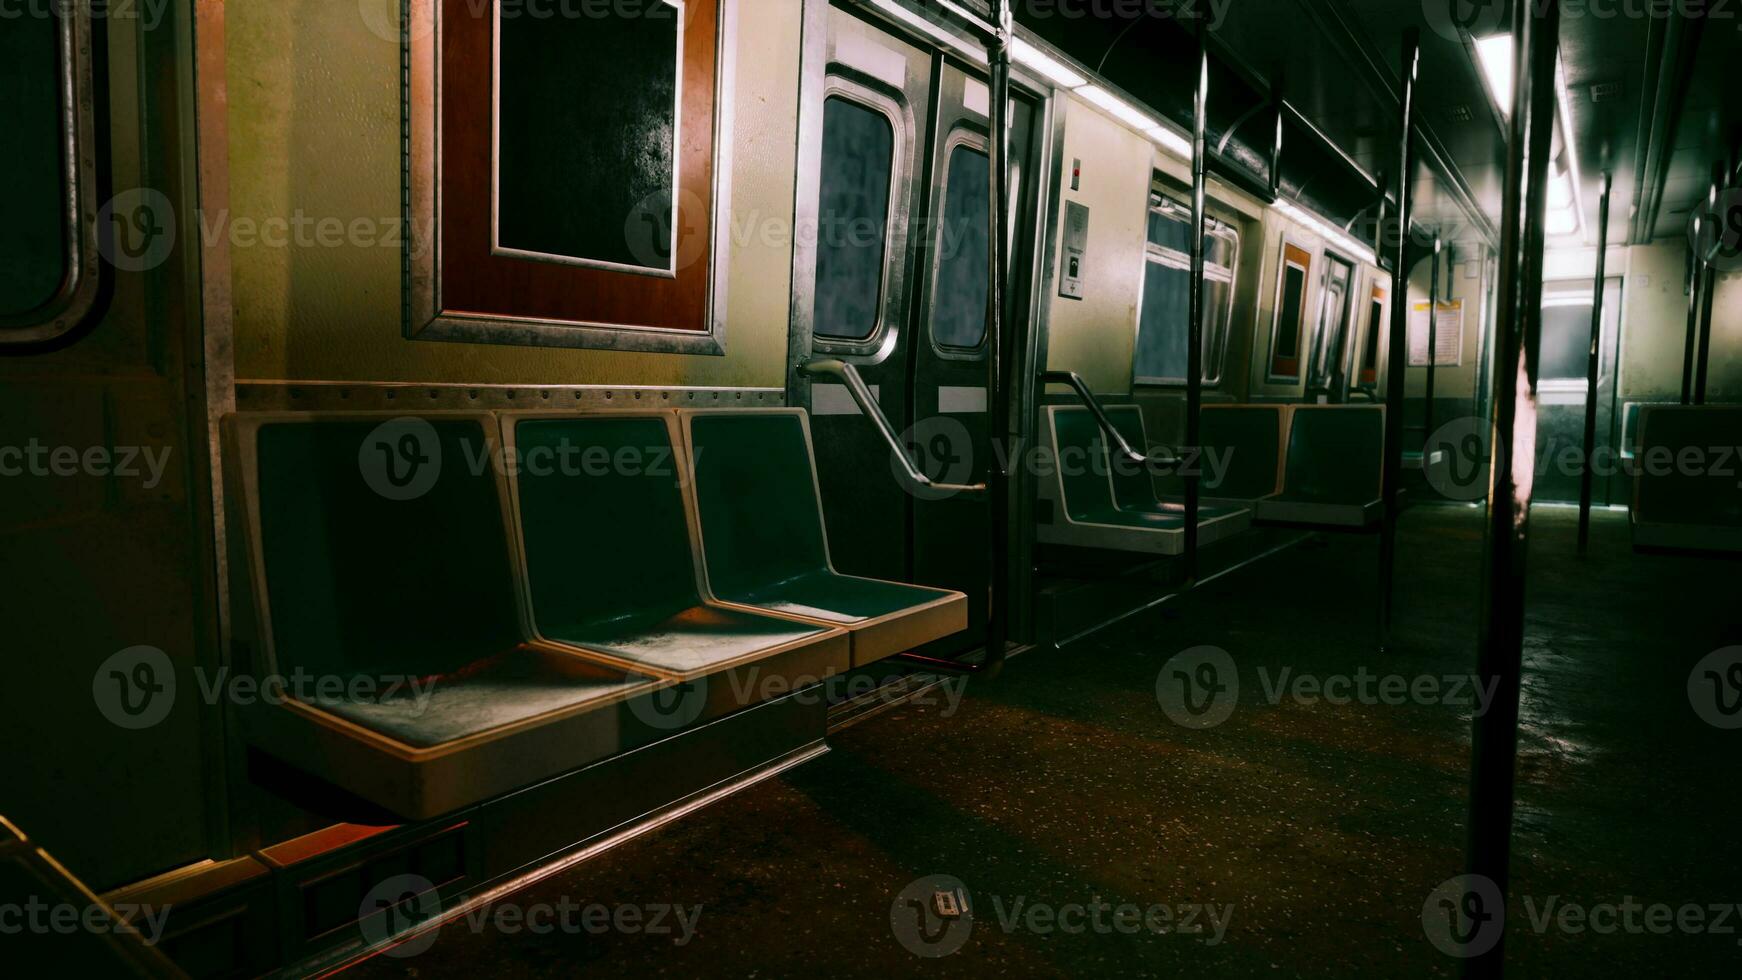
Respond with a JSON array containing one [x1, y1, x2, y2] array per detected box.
[[1402, 247, 1483, 400], [1040, 94, 1154, 396], [226, 0, 800, 388], [1245, 214, 1389, 402]]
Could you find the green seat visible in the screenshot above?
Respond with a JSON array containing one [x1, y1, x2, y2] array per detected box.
[[512, 415, 845, 679], [238, 414, 660, 818], [1039, 406, 1250, 555], [1199, 406, 1285, 500], [1255, 406, 1384, 527], [681, 410, 966, 667], [1632, 406, 1742, 552]]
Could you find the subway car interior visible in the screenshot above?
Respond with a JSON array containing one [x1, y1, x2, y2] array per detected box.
[[4, 0, 1742, 976]]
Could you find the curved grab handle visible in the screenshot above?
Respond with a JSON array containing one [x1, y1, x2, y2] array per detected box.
[[800, 358, 988, 495], [1039, 371, 1177, 468]]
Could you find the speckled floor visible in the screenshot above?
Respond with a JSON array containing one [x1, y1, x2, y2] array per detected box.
[[340, 506, 1742, 978]]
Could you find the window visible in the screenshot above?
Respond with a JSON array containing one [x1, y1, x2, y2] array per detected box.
[[1, 4, 104, 346], [1360, 284, 1386, 386], [1539, 300, 1593, 383], [813, 96, 897, 342], [407, 0, 728, 353], [1132, 195, 1239, 386], [930, 142, 992, 350], [1268, 241, 1313, 381]]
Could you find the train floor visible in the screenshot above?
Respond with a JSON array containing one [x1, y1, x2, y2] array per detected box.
[[340, 505, 1741, 978]]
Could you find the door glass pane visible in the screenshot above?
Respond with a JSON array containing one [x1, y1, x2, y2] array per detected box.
[[932, 144, 991, 349], [1540, 302, 1592, 382], [1362, 299, 1383, 372], [813, 96, 895, 341], [0, 12, 69, 316], [1134, 263, 1232, 384], [1275, 266, 1306, 359]]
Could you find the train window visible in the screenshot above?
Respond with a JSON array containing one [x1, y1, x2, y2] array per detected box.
[[1, 5, 104, 347], [407, 0, 727, 352], [1308, 256, 1355, 388], [931, 141, 992, 350], [1360, 285, 1386, 386], [1132, 195, 1239, 386], [1539, 299, 1594, 383], [1268, 241, 1313, 381], [813, 96, 897, 342]]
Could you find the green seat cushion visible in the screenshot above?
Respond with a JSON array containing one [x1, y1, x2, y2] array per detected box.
[[255, 419, 526, 684], [1278, 408, 1383, 505], [687, 412, 951, 623], [307, 645, 648, 749], [514, 416, 829, 672]]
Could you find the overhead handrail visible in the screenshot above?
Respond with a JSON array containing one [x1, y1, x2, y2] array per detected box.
[[799, 358, 988, 495], [1039, 371, 1177, 469]]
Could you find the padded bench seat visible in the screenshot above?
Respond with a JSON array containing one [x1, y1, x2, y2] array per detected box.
[[678, 409, 967, 668], [1254, 405, 1385, 528], [1038, 406, 1252, 555], [1632, 405, 1742, 553]]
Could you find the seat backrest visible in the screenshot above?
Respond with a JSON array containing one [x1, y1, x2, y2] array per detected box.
[[1104, 405, 1163, 511], [684, 411, 833, 600], [249, 417, 524, 681], [1280, 406, 1384, 503], [1200, 406, 1285, 499], [511, 414, 703, 635], [1635, 406, 1742, 526], [1049, 407, 1119, 521]]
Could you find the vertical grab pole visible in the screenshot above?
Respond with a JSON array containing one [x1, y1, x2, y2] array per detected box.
[[1694, 167, 1722, 405], [1184, 14, 1209, 584], [983, 0, 1013, 673], [1577, 172, 1613, 555], [1376, 29, 1419, 651], [1425, 233, 1442, 440], [1466, 2, 1560, 975], [1681, 243, 1699, 405]]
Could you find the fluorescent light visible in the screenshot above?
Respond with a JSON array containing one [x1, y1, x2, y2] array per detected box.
[[1474, 34, 1514, 119], [1548, 169, 1572, 208], [1011, 37, 1086, 89], [1273, 199, 1378, 266], [1546, 206, 1578, 236], [1078, 85, 1160, 132], [1145, 125, 1194, 160], [1553, 54, 1586, 239]]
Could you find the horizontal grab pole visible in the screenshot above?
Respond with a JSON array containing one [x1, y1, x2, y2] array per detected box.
[[799, 358, 988, 496]]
